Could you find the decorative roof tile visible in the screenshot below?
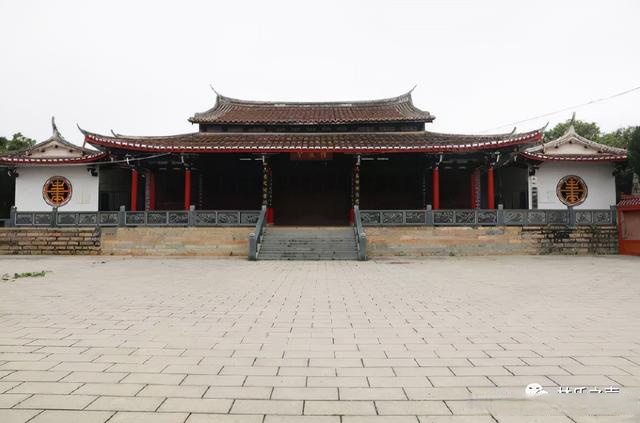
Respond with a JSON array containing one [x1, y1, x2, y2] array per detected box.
[[189, 91, 435, 125], [522, 121, 627, 162], [82, 128, 542, 154], [618, 195, 640, 208], [0, 117, 106, 165]]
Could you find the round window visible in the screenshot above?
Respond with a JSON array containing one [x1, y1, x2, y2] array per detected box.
[[556, 175, 587, 206], [42, 176, 72, 207]]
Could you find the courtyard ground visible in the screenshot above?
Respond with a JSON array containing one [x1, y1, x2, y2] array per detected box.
[[0, 255, 639, 423]]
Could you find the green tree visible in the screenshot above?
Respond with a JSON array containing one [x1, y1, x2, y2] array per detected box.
[[600, 126, 636, 149], [0, 133, 36, 153], [543, 119, 601, 142], [628, 127, 640, 193]]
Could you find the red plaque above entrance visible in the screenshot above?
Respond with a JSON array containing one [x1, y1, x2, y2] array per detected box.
[[291, 152, 334, 161]]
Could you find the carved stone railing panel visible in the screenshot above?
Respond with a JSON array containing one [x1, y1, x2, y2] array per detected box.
[[146, 212, 168, 225], [454, 211, 476, 224], [99, 212, 119, 226], [504, 210, 526, 225], [15, 213, 34, 226], [168, 212, 189, 225], [194, 211, 217, 225], [381, 211, 404, 224], [360, 208, 616, 227], [125, 212, 146, 225], [34, 213, 53, 226], [240, 212, 260, 225], [547, 210, 567, 225], [477, 210, 498, 224], [360, 211, 381, 224], [433, 211, 454, 224], [405, 211, 426, 224], [527, 211, 546, 225], [217, 212, 239, 225], [594, 210, 612, 224], [57, 213, 78, 226], [575, 211, 593, 225]]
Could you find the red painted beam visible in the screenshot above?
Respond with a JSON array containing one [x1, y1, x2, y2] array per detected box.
[[184, 169, 192, 210], [432, 167, 440, 210], [487, 167, 495, 209], [130, 169, 138, 211]]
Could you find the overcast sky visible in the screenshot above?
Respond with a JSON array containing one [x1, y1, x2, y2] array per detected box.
[[1, 0, 639, 145]]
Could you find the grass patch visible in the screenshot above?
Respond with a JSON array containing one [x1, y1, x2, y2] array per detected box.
[[2, 271, 49, 282]]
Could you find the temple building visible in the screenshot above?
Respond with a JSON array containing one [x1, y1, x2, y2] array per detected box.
[[0, 91, 628, 226], [521, 120, 627, 209], [0, 118, 105, 212]]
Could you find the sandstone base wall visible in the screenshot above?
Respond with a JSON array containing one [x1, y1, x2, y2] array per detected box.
[[100, 227, 249, 256], [365, 226, 618, 257], [0, 228, 100, 255], [0, 226, 618, 257]]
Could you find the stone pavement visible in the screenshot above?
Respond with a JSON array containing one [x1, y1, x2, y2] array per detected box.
[[0, 255, 639, 422]]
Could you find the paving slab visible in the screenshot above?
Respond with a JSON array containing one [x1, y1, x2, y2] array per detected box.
[[0, 255, 639, 421]]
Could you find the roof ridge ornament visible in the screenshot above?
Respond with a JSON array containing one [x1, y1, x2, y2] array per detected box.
[[566, 112, 577, 135], [51, 116, 60, 138], [541, 121, 549, 153]]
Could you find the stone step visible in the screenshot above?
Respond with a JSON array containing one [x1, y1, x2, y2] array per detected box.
[[259, 254, 358, 260], [257, 226, 359, 261]]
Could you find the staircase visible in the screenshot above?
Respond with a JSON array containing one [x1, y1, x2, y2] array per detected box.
[[257, 227, 359, 260]]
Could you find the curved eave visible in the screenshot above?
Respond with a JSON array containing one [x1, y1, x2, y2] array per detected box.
[[83, 129, 541, 154], [0, 152, 108, 166], [519, 151, 628, 162]]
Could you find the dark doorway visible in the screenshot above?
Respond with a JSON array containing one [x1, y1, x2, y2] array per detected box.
[[272, 154, 351, 226], [440, 168, 471, 209], [360, 156, 424, 210]]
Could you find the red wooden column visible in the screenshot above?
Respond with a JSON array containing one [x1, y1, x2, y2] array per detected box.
[[349, 158, 360, 224], [432, 166, 440, 210], [183, 168, 192, 210], [148, 171, 156, 211], [130, 169, 138, 211], [263, 158, 274, 224], [487, 166, 495, 209]]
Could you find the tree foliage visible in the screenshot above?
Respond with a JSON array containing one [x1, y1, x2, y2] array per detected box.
[[600, 127, 636, 149], [543, 119, 601, 142], [543, 118, 635, 149], [628, 126, 640, 181], [0, 133, 36, 153]]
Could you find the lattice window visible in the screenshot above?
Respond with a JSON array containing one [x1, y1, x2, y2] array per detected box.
[[556, 175, 587, 206], [42, 176, 72, 207]]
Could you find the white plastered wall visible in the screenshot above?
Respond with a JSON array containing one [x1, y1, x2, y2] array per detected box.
[[528, 161, 616, 209], [14, 166, 99, 211]]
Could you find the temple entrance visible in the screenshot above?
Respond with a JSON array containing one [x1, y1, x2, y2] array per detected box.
[[271, 154, 351, 226]]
